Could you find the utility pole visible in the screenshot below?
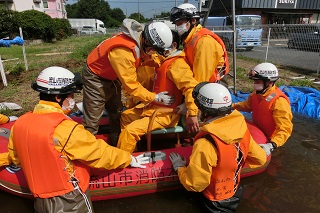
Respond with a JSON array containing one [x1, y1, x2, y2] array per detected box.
[[138, 0, 140, 21], [60, 0, 65, 18]]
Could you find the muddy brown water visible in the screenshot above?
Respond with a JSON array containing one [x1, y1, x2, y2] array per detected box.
[[1, 114, 319, 213]]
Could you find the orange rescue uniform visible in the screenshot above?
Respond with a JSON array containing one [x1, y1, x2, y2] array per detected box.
[[13, 112, 90, 198], [87, 33, 141, 80], [232, 85, 293, 147], [183, 24, 226, 82], [176, 110, 266, 196], [184, 27, 229, 82], [194, 129, 250, 201]]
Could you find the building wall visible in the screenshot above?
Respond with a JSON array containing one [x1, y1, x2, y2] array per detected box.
[[44, 0, 65, 18], [8, 0, 43, 12], [210, 0, 320, 12], [2, 0, 66, 19], [209, 0, 320, 25]]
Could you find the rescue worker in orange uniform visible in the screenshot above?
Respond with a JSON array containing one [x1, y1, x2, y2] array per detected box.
[[169, 3, 228, 83], [118, 30, 199, 153], [82, 19, 174, 146], [232, 63, 293, 156], [123, 54, 162, 109], [4, 66, 149, 213], [169, 82, 267, 213]]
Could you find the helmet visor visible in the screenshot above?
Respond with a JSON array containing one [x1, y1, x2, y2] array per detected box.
[[170, 7, 185, 23], [248, 69, 268, 81]]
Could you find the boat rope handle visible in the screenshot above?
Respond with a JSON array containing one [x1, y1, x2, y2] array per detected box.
[[88, 174, 179, 185], [0, 181, 32, 196]]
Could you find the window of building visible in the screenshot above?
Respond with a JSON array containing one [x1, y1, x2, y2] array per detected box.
[[57, 2, 61, 10], [43, 1, 48, 9]]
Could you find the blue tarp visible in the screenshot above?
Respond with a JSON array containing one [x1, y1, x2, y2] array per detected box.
[[0, 36, 24, 47], [231, 86, 320, 119]]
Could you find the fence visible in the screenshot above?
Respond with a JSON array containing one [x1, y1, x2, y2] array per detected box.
[[233, 24, 320, 74]]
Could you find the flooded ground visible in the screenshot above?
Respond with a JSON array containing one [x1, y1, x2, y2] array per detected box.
[[1, 114, 319, 213]]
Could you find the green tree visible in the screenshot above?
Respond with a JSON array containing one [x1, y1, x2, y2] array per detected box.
[[53, 18, 72, 40], [128, 13, 147, 23], [76, 0, 110, 22], [66, 0, 124, 28], [17, 10, 55, 41], [110, 8, 126, 22], [0, 6, 19, 38], [65, 3, 78, 18], [154, 11, 170, 19]]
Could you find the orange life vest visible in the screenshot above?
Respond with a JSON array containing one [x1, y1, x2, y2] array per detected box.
[[13, 112, 90, 198], [184, 28, 229, 82], [87, 33, 141, 80], [152, 56, 183, 108], [252, 87, 290, 139], [193, 129, 250, 201]]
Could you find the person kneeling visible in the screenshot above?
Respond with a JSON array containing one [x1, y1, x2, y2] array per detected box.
[[169, 82, 267, 213]]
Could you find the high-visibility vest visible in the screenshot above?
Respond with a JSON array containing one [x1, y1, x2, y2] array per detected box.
[[13, 112, 90, 198], [87, 33, 141, 80], [152, 56, 183, 108], [193, 129, 250, 201], [252, 87, 290, 139], [184, 28, 229, 82]]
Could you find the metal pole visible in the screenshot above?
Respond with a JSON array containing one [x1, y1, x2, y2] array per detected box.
[[317, 50, 320, 75], [198, 0, 202, 13], [0, 55, 8, 87], [138, 0, 140, 21], [19, 27, 28, 71], [265, 27, 271, 62], [232, 0, 236, 94]]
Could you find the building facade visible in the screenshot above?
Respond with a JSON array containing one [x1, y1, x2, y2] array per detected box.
[[209, 0, 320, 24], [0, 0, 66, 18]]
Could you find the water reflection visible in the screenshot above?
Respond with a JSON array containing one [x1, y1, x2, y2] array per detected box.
[[1, 115, 319, 213]]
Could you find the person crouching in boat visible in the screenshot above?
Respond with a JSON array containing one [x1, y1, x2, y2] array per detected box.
[[232, 63, 293, 156], [83, 19, 174, 147], [117, 30, 199, 153], [169, 82, 267, 213], [5, 66, 149, 213]]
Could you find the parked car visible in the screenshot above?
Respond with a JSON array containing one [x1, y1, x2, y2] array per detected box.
[[287, 25, 320, 52], [79, 26, 102, 35]]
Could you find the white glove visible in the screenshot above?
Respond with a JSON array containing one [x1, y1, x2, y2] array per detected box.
[[129, 154, 150, 168], [169, 152, 186, 172], [154, 91, 175, 106], [176, 102, 188, 115], [259, 143, 274, 157], [9, 116, 18, 122]]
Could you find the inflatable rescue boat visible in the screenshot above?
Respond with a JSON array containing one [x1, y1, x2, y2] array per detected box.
[[0, 119, 270, 201]]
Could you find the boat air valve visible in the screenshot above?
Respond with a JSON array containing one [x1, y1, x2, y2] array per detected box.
[[143, 151, 166, 163], [151, 152, 156, 163]]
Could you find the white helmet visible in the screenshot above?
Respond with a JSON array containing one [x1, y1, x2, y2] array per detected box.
[[249, 62, 279, 82], [142, 22, 173, 56], [192, 82, 232, 116], [32, 66, 82, 94], [170, 3, 200, 24]]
